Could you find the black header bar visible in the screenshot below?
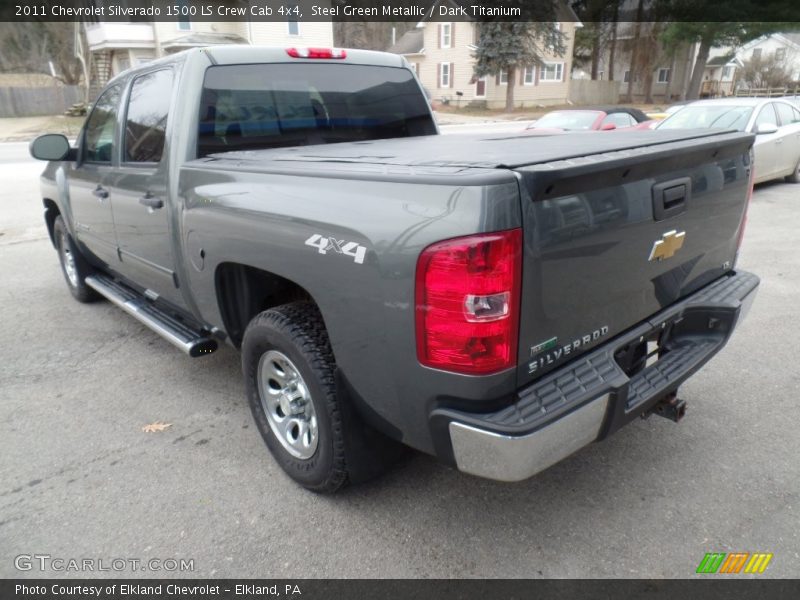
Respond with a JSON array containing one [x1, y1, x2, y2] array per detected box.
[[2, 0, 799, 22]]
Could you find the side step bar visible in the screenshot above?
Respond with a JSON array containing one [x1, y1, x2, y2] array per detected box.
[[85, 275, 217, 357]]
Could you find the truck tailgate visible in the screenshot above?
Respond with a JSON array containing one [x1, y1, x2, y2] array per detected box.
[[514, 131, 753, 386]]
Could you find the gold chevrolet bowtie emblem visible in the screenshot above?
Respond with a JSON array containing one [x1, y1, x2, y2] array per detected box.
[[649, 230, 686, 261]]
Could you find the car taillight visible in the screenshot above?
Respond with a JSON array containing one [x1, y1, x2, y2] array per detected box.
[[735, 153, 755, 257], [286, 47, 347, 59], [415, 229, 522, 375]]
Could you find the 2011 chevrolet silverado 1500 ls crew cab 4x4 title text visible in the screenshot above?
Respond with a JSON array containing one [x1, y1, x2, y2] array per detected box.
[[31, 46, 759, 492]]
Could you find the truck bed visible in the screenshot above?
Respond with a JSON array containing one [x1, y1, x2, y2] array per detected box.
[[196, 129, 749, 173], [191, 128, 754, 389]]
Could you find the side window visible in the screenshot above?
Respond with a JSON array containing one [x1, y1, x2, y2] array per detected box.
[[84, 85, 121, 163], [603, 113, 635, 128], [124, 69, 174, 163], [754, 104, 778, 130], [775, 102, 798, 127]]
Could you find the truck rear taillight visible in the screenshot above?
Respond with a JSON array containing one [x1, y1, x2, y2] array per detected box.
[[286, 47, 347, 59], [415, 229, 522, 375]]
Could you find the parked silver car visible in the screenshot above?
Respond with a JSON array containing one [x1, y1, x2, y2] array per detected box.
[[656, 98, 800, 184]]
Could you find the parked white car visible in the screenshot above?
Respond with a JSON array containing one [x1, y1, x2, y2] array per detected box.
[[656, 98, 800, 184]]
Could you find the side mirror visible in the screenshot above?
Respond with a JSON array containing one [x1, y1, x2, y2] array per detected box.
[[755, 122, 778, 135], [29, 134, 74, 161], [600, 123, 617, 131]]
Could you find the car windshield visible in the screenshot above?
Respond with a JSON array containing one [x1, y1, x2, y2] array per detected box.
[[656, 105, 754, 131], [532, 111, 600, 130]]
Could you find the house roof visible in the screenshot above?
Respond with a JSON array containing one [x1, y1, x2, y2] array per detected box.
[[161, 32, 249, 50], [387, 29, 424, 55], [706, 54, 736, 67], [778, 32, 800, 48]]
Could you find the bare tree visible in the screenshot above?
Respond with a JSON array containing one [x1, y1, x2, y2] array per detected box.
[[0, 22, 82, 85], [740, 50, 795, 89], [334, 22, 417, 51]]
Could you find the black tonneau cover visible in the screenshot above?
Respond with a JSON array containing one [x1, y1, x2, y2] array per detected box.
[[205, 129, 749, 170]]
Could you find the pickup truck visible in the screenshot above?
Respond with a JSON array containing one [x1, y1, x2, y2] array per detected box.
[[31, 46, 759, 493]]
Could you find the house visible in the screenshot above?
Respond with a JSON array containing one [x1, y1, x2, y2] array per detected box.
[[590, 22, 695, 103], [704, 32, 800, 96], [84, 19, 334, 96], [699, 54, 742, 97], [389, 18, 579, 109]]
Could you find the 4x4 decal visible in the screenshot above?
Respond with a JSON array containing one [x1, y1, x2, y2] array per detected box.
[[304, 234, 367, 265]]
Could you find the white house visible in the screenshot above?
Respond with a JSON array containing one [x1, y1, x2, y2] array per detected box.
[[704, 32, 800, 96]]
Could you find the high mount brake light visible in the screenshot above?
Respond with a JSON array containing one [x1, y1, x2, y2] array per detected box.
[[286, 48, 347, 59], [415, 229, 522, 375]]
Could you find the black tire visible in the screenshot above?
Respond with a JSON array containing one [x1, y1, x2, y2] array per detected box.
[[243, 302, 374, 493], [786, 158, 800, 184], [53, 215, 99, 303]]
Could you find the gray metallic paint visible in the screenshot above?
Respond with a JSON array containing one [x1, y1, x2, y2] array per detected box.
[[35, 46, 756, 459]]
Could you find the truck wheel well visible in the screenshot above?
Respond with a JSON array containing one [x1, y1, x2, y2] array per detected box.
[[43, 199, 60, 247], [215, 263, 313, 348]]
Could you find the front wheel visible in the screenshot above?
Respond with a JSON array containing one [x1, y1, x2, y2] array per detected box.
[[53, 216, 98, 303]]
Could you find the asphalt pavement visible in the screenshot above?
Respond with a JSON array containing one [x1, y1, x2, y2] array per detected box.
[[1, 142, 798, 578]]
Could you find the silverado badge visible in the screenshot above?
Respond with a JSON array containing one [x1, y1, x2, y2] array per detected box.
[[649, 230, 686, 262]]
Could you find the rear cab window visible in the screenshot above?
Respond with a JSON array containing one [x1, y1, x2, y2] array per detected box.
[[197, 63, 436, 157]]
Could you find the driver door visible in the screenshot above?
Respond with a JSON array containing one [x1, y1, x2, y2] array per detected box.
[[68, 84, 123, 267]]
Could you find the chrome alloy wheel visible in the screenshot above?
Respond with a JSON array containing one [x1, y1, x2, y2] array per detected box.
[[59, 231, 78, 288], [257, 350, 319, 459]]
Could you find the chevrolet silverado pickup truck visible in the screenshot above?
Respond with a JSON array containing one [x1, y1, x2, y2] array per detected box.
[[30, 46, 759, 492]]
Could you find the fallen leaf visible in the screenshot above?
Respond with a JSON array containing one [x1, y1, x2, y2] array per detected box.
[[142, 421, 172, 433]]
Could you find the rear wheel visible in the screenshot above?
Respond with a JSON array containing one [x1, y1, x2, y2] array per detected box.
[[242, 302, 404, 493], [53, 216, 99, 303]]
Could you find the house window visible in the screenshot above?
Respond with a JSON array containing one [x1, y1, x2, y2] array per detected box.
[[541, 62, 564, 82], [722, 66, 733, 79], [545, 22, 562, 52], [657, 68, 670, 83], [498, 70, 508, 85], [623, 70, 631, 83], [440, 23, 452, 48], [752, 48, 762, 60], [523, 66, 535, 85], [439, 63, 451, 88], [775, 47, 786, 61]]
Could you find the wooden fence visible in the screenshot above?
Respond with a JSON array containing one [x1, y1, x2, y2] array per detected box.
[[734, 86, 800, 98], [0, 86, 83, 117]]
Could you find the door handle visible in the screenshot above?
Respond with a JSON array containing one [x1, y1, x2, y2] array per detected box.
[[139, 193, 164, 210], [92, 185, 109, 200]]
